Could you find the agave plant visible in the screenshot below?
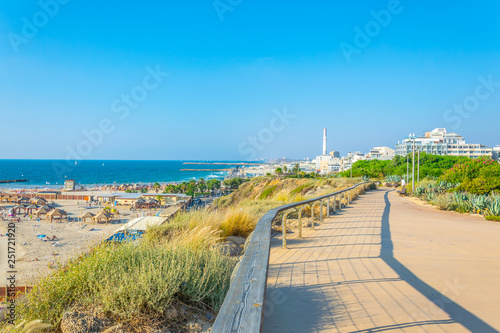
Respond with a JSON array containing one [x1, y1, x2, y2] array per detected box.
[[385, 175, 401, 182], [451, 192, 472, 213], [414, 186, 426, 197], [470, 194, 489, 213], [486, 201, 500, 216], [452, 191, 468, 202], [434, 181, 459, 193]]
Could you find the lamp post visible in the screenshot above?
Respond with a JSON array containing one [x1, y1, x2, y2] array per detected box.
[[406, 155, 409, 184], [412, 137, 415, 192], [350, 157, 352, 178], [417, 149, 420, 183]]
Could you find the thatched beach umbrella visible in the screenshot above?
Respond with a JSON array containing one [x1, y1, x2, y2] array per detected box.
[[19, 197, 30, 205], [80, 211, 95, 223], [93, 210, 112, 224], [35, 207, 49, 218], [46, 209, 68, 223], [13, 204, 27, 215], [31, 197, 47, 205], [26, 204, 38, 215]]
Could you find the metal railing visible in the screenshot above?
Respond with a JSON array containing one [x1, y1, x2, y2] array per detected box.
[[212, 181, 372, 332]]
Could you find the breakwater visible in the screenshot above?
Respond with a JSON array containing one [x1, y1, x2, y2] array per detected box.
[[0, 179, 29, 184]]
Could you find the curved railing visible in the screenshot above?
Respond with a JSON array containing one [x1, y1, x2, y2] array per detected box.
[[212, 182, 372, 332]]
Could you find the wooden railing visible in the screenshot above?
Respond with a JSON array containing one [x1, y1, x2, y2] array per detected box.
[[212, 182, 372, 332]]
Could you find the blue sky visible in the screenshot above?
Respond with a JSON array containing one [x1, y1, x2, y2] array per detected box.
[[1, 0, 499, 160]]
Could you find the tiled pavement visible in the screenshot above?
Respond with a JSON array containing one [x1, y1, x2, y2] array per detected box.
[[262, 189, 498, 333]]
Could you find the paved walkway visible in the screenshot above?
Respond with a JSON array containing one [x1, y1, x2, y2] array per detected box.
[[263, 189, 500, 332]]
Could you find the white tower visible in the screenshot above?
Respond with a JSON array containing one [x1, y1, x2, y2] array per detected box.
[[323, 128, 327, 156]]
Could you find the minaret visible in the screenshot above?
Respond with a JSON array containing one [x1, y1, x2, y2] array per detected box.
[[323, 128, 327, 156]]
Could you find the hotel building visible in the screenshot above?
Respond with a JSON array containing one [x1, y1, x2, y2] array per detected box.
[[395, 128, 493, 158]]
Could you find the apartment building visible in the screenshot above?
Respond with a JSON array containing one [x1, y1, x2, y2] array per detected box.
[[395, 128, 493, 158]]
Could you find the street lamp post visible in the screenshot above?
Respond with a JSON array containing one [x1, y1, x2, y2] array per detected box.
[[406, 155, 409, 184], [350, 157, 352, 178], [417, 149, 420, 183], [412, 138, 415, 192]]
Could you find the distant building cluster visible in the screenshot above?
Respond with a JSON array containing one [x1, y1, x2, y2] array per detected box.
[[310, 127, 498, 174], [310, 128, 396, 174], [244, 127, 499, 176]]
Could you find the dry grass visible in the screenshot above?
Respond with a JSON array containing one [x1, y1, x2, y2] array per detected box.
[[13, 242, 235, 331], [219, 209, 257, 238]]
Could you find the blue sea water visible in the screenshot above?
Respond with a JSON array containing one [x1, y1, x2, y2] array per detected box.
[[0, 160, 253, 188]]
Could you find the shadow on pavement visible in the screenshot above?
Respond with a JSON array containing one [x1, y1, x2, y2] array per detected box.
[[380, 189, 497, 333]]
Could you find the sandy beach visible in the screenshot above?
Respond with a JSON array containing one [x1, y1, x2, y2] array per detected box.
[[0, 199, 147, 285]]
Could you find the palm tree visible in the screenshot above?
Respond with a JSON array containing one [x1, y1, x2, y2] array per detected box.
[[198, 178, 206, 193], [153, 182, 161, 194], [275, 167, 283, 179]]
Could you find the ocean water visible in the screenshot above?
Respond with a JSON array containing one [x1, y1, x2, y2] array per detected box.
[[0, 160, 252, 188]]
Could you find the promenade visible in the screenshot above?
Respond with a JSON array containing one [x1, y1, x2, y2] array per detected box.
[[263, 189, 500, 332]]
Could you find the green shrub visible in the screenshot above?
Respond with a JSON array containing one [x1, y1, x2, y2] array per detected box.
[[441, 157, 500, 194], [290, 183, 313, 195], [430, 194, 456, 211], [259, 185, 277, 200]]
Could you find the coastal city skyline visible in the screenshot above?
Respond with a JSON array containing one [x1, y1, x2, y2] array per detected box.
[[1, 1, 499, 160]]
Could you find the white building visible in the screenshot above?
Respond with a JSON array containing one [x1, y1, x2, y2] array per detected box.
[[493, 146, 500, 162], [367, 146, 395, 160], [395, 128, 493, 158], [341, 152, 366, 171]]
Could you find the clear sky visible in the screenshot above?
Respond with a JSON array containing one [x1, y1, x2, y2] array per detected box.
[[1, 1, 499, 160]]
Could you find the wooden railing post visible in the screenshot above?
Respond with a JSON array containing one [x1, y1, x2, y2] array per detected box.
[[326, 199, 330, 217], [319, 200, 323, 223], [310, 203, 314, 230], [282, 211, 289, 249], [298, 207, 304, 238]]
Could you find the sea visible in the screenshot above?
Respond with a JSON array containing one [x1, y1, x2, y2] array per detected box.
[[0, 160, 256, 189]]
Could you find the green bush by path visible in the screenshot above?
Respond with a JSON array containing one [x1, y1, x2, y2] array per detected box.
[[441, 156, 500, 194], [339, 153, 470, 179]]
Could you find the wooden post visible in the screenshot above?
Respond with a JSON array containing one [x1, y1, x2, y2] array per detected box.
[[310, 203, 314, 230], [282, 211, 289, 249], [319, 200, 323, 223], [326, 199, 330, 217], [298, 207, 303, 238]]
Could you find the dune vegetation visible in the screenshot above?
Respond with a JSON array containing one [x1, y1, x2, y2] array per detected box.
[[2, 176, 362, 332]]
